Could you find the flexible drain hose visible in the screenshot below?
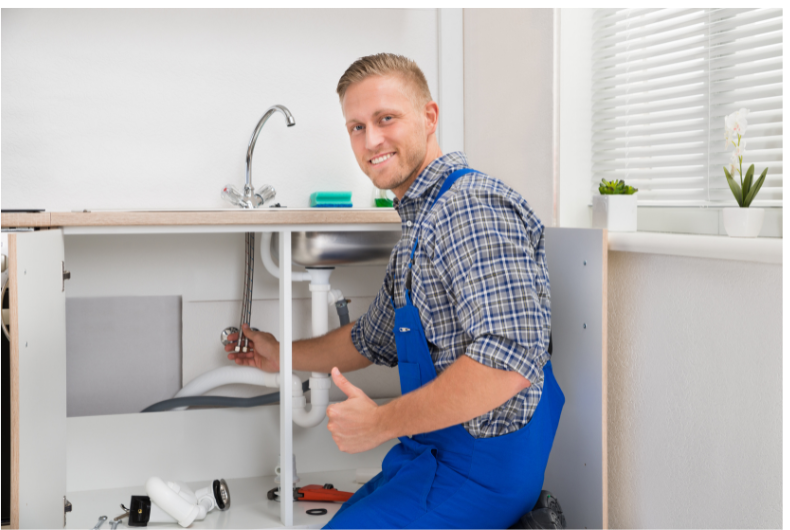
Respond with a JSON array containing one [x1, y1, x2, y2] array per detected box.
[[335, 299, 350, 326], [142, 380, 310, 413]]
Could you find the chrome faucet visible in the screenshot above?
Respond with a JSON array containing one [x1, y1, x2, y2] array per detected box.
[[221, 104, 296, 209]]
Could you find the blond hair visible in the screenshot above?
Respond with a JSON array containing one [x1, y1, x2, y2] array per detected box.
[[336, 53, 432, 107]]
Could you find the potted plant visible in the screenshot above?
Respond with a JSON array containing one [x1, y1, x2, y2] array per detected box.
[[722, 108, 768, 237], [592, 179, 639, 232]]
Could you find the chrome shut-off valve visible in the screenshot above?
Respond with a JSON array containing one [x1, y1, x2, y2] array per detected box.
[[221, 183, 276, 209]]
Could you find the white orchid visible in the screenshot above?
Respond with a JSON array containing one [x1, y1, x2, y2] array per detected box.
[[722, 108, 766, 208], [724, 108, 748, 146]]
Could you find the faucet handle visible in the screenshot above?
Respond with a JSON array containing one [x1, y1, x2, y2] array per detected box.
[[221, 184, 246, 207], [256, 185, 276, 205]]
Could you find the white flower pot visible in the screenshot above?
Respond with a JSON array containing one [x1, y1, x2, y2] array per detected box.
[[592, 194, 637, 232], [722, 207, 764, 238]]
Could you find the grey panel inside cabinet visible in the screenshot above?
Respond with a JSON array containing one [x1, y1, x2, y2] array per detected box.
[[66, 296, 182, 417]]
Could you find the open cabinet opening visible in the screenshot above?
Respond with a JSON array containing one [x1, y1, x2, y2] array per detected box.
[[55, 231, 397, 528]]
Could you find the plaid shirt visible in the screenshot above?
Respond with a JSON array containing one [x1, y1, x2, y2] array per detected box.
[[351, 152, 551, 438]]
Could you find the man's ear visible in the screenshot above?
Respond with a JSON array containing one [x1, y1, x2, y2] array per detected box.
[[424, 100, 439, 135]]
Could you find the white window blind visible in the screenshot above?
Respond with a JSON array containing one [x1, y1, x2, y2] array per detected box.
[[591, 8, 783, 207]]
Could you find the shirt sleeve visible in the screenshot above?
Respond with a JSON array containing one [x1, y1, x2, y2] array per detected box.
[[350, 259, 399, 367], [426, 188, 551, 387]]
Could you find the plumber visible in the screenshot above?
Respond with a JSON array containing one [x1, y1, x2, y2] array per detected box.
[[227, 53, 564, 529]]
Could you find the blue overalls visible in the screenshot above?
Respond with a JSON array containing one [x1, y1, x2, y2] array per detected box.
[[325, 169, 564, 529]]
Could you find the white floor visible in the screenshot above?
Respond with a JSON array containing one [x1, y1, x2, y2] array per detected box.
[[65, 469, 365, 529]]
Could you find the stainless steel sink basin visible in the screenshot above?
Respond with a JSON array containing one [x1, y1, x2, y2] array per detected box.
[[272, 231, 401, 267]]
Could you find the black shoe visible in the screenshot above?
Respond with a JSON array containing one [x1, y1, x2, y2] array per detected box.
[[509, 490, 566, 529], [534, 490, 566, 527], [516, 508, 565, 530]]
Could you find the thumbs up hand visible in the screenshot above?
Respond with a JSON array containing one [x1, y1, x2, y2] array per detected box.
[[326, 367, 387, 454]]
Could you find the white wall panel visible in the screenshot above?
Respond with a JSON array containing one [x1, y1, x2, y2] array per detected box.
[[558, 8, 593, 229], [1, 9, 438, 211], [607, 252, 782, 529], [464, 9, 556, 226], [66, 400, 398, 493]]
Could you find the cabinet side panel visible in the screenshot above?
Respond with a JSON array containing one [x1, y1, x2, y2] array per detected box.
[[9, 235, 20, 529], [601, 229, 608, 529], [16, 230, 67, 528], [542, 227, 604, 529]]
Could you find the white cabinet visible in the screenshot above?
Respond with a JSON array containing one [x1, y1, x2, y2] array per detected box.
[[5, 215, 609, 529]]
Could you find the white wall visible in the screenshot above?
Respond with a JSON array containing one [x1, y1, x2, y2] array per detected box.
[[607, 252, 782, 529], [1, 9, 438, 211], [463, 8, 556, 227], [558, 8, 593, 229]]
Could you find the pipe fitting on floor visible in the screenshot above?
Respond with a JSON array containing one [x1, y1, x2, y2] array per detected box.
[[145, 477, 230, 527]]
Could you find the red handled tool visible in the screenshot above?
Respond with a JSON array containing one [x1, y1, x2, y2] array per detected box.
[[267, 483, 354, 503]]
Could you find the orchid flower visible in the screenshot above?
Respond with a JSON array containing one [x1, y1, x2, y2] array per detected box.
[[724, 108, 748, 147], [722, 108, 766, 208]]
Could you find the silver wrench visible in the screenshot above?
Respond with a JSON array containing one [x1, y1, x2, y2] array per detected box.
[[92, 515, 107, 530], [110, 520, 120, 530]]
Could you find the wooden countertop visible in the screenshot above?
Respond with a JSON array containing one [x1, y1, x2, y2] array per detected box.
[[1, 209, 401, 228]]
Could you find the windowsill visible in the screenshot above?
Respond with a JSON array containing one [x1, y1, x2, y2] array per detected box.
[[584, 205, 783, 238], [607, 231, 782, 264]]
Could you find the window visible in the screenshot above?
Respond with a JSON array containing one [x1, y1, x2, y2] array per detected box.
[[591, 9, 782, 208]]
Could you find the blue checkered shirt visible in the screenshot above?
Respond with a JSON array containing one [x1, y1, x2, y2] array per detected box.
[[351, 152, 551, 438]]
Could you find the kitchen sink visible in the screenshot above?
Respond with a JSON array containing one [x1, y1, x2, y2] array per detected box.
[[272, 231, 401, 267]]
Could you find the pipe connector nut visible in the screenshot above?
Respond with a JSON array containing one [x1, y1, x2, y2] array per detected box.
[[309, 376, 333, 391]]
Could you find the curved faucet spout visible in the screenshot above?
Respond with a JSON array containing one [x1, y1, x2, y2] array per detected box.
[[245, 104, 295, 200]]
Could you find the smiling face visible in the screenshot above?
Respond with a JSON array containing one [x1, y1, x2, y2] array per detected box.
[[341, 74, 441, 200]]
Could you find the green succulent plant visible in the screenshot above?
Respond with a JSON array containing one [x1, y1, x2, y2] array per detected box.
[[598, 179, 638, 195]]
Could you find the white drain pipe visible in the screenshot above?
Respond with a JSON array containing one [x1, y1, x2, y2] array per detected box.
[[260, 231, 334, 426], [303, 267, 333, 427]]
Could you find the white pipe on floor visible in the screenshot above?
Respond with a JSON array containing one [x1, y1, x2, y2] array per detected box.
[[146, 477, 204, 527]]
